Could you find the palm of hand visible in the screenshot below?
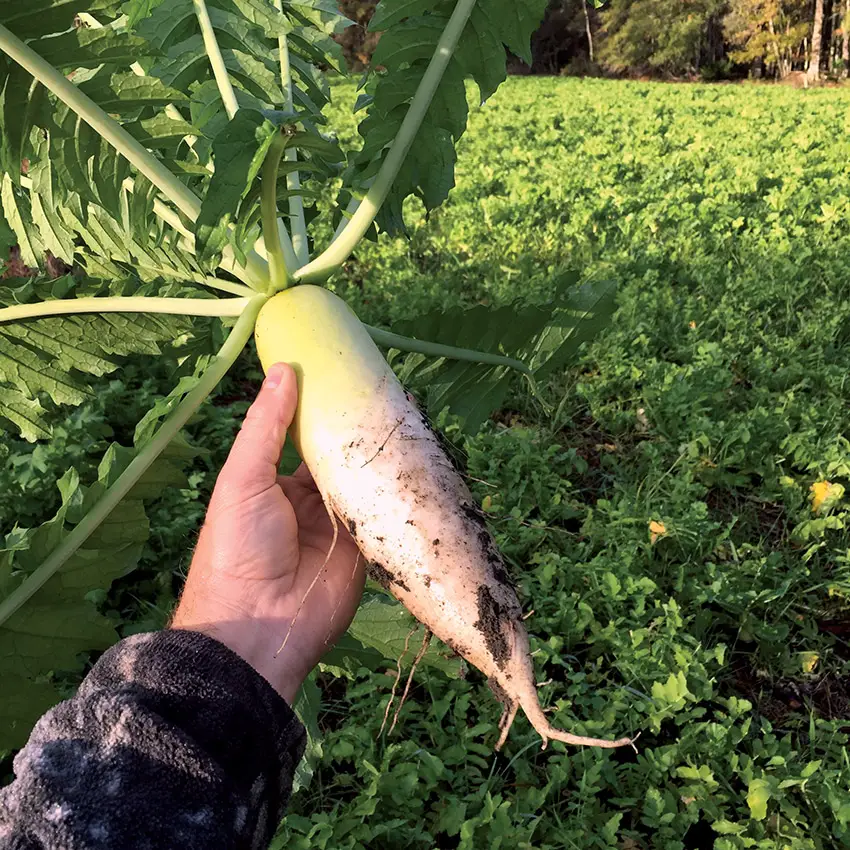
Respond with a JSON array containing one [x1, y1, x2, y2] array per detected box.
[[177, 465, 362, 702], [173, 365, 365, 702]]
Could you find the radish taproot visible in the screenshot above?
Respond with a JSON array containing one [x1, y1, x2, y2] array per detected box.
[[255, 285, 633, 750]]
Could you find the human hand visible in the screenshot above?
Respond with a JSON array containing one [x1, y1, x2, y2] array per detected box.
[[172, 363, 365, 703]]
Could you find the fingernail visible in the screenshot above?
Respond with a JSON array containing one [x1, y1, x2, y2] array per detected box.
[[264, 363, 285, 389]]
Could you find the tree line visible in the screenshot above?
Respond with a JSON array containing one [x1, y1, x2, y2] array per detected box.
[[337, 0, 850, 82]]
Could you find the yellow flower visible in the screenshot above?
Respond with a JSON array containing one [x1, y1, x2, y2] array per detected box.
[[811, 480, 832, 512], [649, 520, 667, 544], [688, 321, 697, 330], [799, 651, 819, 674]]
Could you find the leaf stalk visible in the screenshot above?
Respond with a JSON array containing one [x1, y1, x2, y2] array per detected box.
[[192, 0, 240, 120], [275, 30, 310, 265], [0, 296, 250, 325], [295, 0, 478, 283], [262, 129, 297, 292], [366, 326, 532, 375], [0, 294, 268, 630]]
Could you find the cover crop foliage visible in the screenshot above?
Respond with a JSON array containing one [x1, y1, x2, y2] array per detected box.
[[4, 59, 850, 846]]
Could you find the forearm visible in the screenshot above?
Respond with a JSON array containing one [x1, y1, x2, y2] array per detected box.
[[0, 630, 305, 849]]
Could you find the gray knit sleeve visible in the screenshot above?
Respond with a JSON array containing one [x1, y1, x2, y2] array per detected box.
[[0, 630, 306, 849]]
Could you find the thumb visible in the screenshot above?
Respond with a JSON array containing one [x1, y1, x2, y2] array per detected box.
[[216, 362, 298, 498]]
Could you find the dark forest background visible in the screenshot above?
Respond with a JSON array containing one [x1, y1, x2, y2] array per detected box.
[[337, 0, 850, 83]]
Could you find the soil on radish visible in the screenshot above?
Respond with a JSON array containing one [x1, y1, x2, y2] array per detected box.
[[367, 561, 410, 592], [459, 501, 515, 588], [474, 585, 511, 667]]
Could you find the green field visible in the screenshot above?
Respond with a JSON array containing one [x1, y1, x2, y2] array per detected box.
[[5, 76, 850, 848]]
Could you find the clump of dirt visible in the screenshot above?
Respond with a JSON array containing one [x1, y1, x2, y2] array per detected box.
[[474, 585, 510, 668], [368, 561, 410, 593], [3, 246, 71, 280], [488, 676, 510, 705], [461, 501, 515, 588]]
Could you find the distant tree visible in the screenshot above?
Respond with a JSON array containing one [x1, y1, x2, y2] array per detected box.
[[583, 0, 596, 61], [597, 0, 727, 76], [529, 1, 600, 73], [808, 0, 826, 80], [843, 0, 850, 76], [723, 0, 809, 78]]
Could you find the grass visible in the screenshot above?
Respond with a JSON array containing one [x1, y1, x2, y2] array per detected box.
[[4, 76, 850, 847]]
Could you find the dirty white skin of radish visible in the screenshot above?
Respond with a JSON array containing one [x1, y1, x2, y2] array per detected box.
[[254, 285, 633, 750]]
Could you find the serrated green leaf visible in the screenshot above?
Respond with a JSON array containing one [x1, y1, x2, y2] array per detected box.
[[123, 112, 201, 154], [0, 0, 124, 40], [29, 151, 77, 261], [746, 778, 772, 821], [133, 0, 198, 48], [124, 0, 169, 27], [289, 0, 349, 27], [0, 277, 196, 439], [373, 63, 468, 140], [1, 174, 44, 268], [1, 500, 146, 680], [47, 102, 131, 221], [0, 388, 49, 442], [369, 0, 439, 33], [78, 71, 189, 112], [351, 0, 548, 234], [320, 632, 384, 677], [194, 108, 277, 264], [133, 375, 203, 444], [477, 0, 548, 65], [455, 9, 506, 101], [371, 16, 444, 70], [0, 58, 47, 182], [288, 25, 345, 73], [227, 0, 293, 37], [292, 673, 322, 792], [382, 277, 616, 433], [33, 27, 157, 72], [226, 48, 287, 104]]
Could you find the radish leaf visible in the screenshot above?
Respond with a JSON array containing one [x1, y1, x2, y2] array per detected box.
[[195, 109, 277, 265], [385, 277, 617, 432], [349, 0, 549, 235], [0, 276, 197, 440]]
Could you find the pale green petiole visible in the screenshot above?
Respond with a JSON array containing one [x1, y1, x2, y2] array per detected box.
[[192, 0, 239, 120], [0, 296, 251, 325], [295, 0, 478, 283], [0, 294, 268, 631], [198, 277, 256, 298], [274, 27, 310, 266], [262, 130, 298, 292], [366, 326, 532, 375]]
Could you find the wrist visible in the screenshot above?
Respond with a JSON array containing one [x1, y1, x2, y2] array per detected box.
[[171, 613, 306, 705]]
